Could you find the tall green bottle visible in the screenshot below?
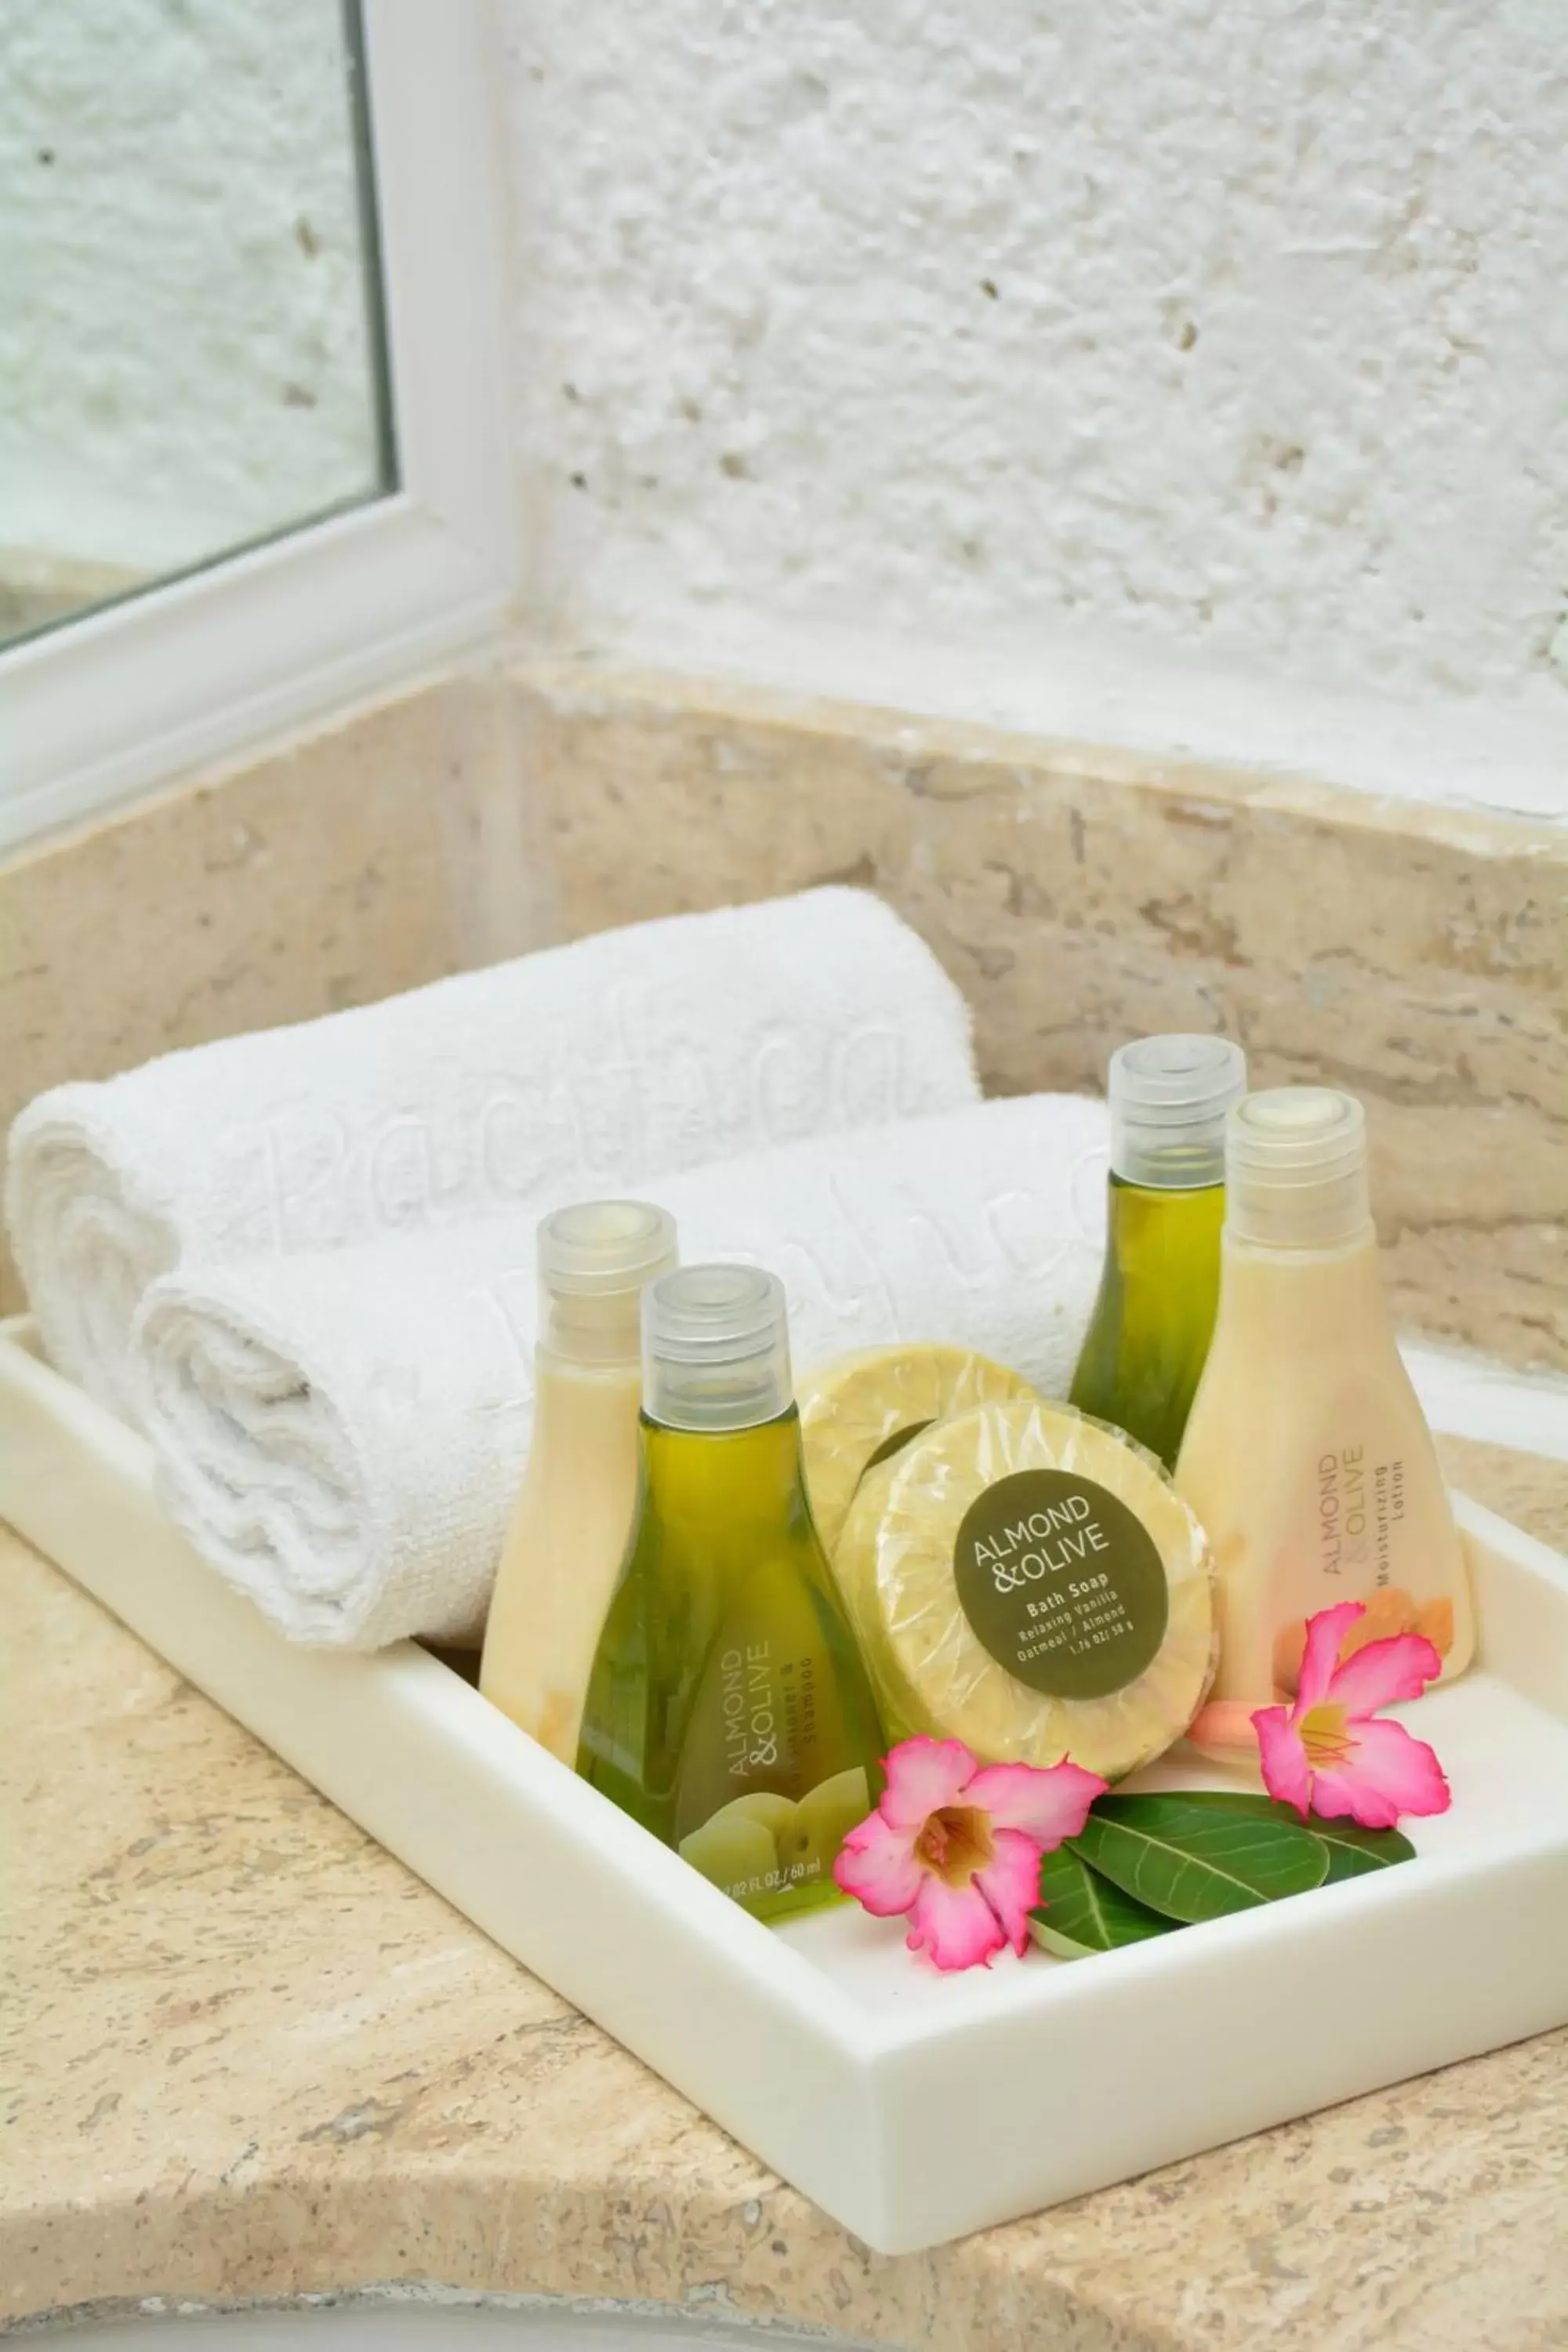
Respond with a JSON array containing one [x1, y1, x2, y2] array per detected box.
[[577, 1263, 885, 1926], [1069, 1035, 1247, 1470]]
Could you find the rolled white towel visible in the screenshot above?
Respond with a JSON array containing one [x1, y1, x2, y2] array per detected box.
[[135, 1094, 1110, 1650], [6, 888, 975, 1423]]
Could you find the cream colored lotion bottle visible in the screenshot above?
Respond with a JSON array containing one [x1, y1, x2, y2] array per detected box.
[[479, 1201, 677, 1763], [1175, 1089, 1473, 1708]]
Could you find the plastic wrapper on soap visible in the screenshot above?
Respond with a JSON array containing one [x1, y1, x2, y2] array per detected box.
[[797, 1344, 1038, 1556], [833, 1398, 1218, 1784]]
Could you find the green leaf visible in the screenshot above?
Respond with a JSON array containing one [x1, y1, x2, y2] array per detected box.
[[1069, 1794, 1329, 1922], [1029, 1846, 1181, 1960], [1312, 1819, 1417, 1880], [1160, 1791, 1417, 1882]]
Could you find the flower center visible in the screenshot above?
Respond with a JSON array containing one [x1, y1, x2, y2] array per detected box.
[[1300, 1703, 1352, 1769], [914, 1804, 995, 1887]]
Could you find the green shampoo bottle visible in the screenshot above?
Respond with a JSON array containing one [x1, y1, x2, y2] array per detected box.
[[577, 1263, 885, 1925], [1069, 1035, 1247, 1470]]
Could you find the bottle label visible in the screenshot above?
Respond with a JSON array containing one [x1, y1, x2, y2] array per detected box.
[[673, 1630, 877, 1914], [679, 1735, 873, 1911], [1315, 1443, 1414, 1584], [953, 1468, 1169, 1700], [1271, 1438, 1457, 1693]]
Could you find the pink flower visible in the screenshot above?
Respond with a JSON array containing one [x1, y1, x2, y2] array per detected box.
[[833, 1736, 1106, 1971], [1252, 1600, 1451, 1831]]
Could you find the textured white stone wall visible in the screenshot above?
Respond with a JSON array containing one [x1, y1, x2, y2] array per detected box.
[[506, 0, 1568, 815], [1, 0, 380, 575]]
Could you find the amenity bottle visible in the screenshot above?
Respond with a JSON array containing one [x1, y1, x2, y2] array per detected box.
[[480, 1200, 677, 1764], [1069, 1035, 1247, 1469], [1176, 1087, 1473, 1708], [577, 1263, 885, 1924]]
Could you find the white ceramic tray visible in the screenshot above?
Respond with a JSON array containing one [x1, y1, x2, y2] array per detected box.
[[5, 1312, 1568, 2256]]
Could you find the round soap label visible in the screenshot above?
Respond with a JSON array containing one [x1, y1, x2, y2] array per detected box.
[[953, 1468, 1170, 1700]]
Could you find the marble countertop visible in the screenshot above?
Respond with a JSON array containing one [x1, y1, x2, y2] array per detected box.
[[5, 1429, 1567, 2351]]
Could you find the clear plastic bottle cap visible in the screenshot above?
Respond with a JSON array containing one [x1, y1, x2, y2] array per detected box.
[[1109, 1034, 1247, 1189], [643, 1262, 793, 1432], [536, 1200, 677, 1363], [1225, 1087, 1372, 1250]]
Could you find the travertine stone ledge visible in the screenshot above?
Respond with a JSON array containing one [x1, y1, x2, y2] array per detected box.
[[4, 655, 1562, 1367], [517, 662, 1568, 1372]]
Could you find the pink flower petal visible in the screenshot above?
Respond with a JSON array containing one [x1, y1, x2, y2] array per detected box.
[[878, 1736, 978, 1833], [833, 1808, 924, 1916], [973, 1827, 1048, 1956], [905, 1870, 1009, 1972], [1253, 1704, 1312, 1818], [1327, 1632, 1443, 1719], [1295, 1602, 1367, 1713], [1307, 1715, 1452, 1830], [965, 1759, 1106, 1849]]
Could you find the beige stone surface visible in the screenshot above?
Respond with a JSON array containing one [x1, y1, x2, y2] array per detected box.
[[4, 655, 1564, 1367], [516, 662, 1568, 1375], [1436, 1434, 1568, 1557], [4, 1436, 1566, 2348], [0, 662, 547, 1312]]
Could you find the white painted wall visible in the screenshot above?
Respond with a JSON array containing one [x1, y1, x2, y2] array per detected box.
[[505, 0, 1568, 818], [0, 0, 382, 578]]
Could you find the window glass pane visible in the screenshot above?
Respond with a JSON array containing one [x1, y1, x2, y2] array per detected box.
[[0, 0, 394, 650]]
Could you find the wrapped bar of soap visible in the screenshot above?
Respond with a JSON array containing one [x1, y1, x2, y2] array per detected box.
[[834, 1399, 1217, 1783], [798, 1344, 1038, 1554]]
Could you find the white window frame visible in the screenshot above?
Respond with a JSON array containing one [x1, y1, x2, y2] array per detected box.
[[0, 0, 517, 854]]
